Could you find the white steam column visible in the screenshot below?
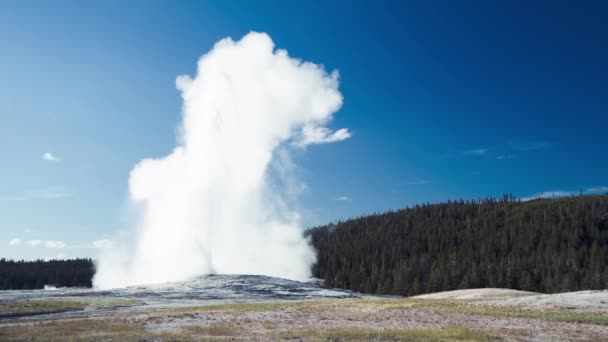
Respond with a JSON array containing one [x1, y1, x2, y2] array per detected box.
[[94, 32, 349, 289]]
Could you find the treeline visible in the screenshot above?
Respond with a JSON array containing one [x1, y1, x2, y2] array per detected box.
[[308, 194, 608, 296], [0, 258, 94, 290]]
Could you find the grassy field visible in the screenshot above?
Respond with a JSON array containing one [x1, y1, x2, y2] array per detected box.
[[0, 319, 498, 341], [0, 298, 137, 317], [277, 327, 498, 341], [143, 297, 608, 326], [1, 297, 607, 341]]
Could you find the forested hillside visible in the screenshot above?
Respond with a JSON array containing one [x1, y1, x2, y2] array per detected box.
[[0, 258, 94, 290], [308, 195, 608, 296]]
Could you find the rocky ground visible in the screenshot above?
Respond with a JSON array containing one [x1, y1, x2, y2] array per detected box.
[[1, 288, 608, 341]]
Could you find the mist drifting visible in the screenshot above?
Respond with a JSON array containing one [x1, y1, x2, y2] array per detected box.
[[93, 32, 348, 289]]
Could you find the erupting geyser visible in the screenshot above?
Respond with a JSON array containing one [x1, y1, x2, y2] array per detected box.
[[93, 32, 349, 289]]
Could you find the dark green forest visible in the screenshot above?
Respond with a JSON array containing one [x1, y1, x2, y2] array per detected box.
[[307, 195, 608, 296], [0, 258, 94, 290]]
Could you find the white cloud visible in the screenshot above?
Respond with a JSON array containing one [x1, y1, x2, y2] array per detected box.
[[32, 188, 70, 199], [464, 148, 487, 156], [0, 187, 71, 201], [586, 186, 608, 194], [522, 186, 608, 201], [43, 253, 67, 261], [42, 152, 59, 162], [27, 240, 42, 247], [496, 154, 515, 160], [93, 239, 114, 249], [522, 191, 574, 201], [335, 196, 351, 201], [26, 239, 66, 249], [44, 240, 67, 249], [12, 238, 118, 250], [294, 126, 351, 147]]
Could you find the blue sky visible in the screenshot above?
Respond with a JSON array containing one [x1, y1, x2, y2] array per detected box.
[[1, 0, 606, 259]]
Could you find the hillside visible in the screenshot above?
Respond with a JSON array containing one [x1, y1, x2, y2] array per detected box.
[[308, 195, 608, 296]]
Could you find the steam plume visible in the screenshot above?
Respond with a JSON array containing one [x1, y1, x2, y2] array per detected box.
[[93, 32, 348, 289]]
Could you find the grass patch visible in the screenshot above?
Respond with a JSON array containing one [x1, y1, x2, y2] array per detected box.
[[0, 320, 500, 342], [0, 318, 215, 342], [145, 300, 297, 317], [150, 298, 382, 316], [9, 296, 584, 341], [401, 299, 608, 326], [296, 297, 608, 326], [0, 319, 148, 342], [0, 300, 85, 316], [278, 327, 499, 341], [0, 298, 139, 317], [145, 297, 608, 326], [182, 323, 243, 337], [3, 297, 603, 341], [267, 297, 608, 326]]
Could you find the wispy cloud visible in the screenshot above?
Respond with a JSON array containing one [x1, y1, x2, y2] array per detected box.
[[335, 196, 351, 201], [586, 186, 608, 194], [0, 187, 71, 201], [42, 152, 59, 162], [8, 238, 21, 246], [27, 240, 67, 249], [522, 191, 574, 201], [92, 239, 114, 249], [522, 186, 608, 201], [43, 253, 67, 261], [435, 140, 550, 161], [464, 148, 488, 156], [295, 126, 351, 147], [8, 238, 66, 249], [31, 188, 70, 199], [9, 237, 117, 252]]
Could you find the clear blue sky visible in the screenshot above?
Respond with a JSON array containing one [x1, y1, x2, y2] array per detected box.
[[1, 0, 606, 259]]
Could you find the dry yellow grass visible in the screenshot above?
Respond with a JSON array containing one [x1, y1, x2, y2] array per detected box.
[[0, 319, 497, 342], [2, 297, 607, 341], [0, 298, 138, 316]]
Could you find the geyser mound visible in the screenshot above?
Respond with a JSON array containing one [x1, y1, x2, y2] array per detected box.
[[93, 32, 349, 289]]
